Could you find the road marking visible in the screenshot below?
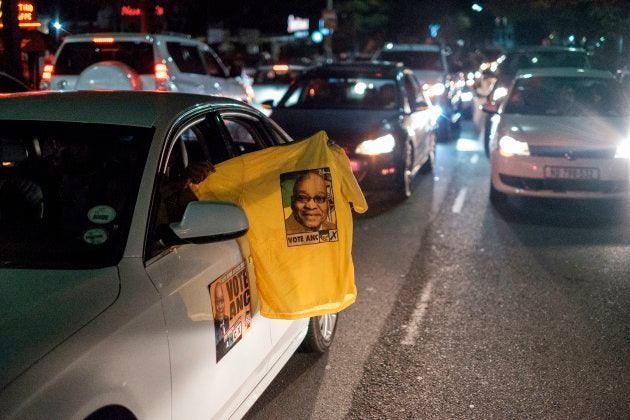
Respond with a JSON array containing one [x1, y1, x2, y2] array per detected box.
[[470, 154, 479, 164], [451, 187, 468, 213], [401, 280, 433, 346]]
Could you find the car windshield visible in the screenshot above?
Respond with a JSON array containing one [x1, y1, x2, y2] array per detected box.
[[501, 50, 590, 75], [55, 41, 155, 75], [0, 121, 153, 269], [377, 50, 444, 71], [279, 77, 401, 110], [503, 76, 630, 117]]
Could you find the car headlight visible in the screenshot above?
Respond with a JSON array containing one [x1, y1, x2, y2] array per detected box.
[[426, 83, 446, 98], [492, 86, 508, 102], [615, 139, 630, 158], [498, 135, 529, 157], [355, 134, 396, 155]]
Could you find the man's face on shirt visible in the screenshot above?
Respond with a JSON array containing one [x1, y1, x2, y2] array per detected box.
[[214, 284, 226, 319], [291, 173, 329, 230]]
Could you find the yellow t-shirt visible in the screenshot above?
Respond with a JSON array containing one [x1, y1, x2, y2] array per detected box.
[[191, 131, 368, 319]]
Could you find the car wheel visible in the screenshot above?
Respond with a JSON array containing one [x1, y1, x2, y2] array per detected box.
[[489, 182, 507, 205], [396, 140, 413, 199], [420, 134, 436, 174], [300, 312, 339, 353]]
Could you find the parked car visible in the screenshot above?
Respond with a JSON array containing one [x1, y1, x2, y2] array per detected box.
[[487, 68, 630, 203], [40, 33, 252, 103], [268, 62, 437, 200], [479, 46, 591, 155], [0, 90, 337, 419], [252, 63, 306, 108], [373, 42, 460, 141], [0, 72, 30, 93]]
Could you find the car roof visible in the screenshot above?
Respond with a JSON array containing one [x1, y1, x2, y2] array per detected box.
[[380, 43, 443, 52], [514, 67, 615, 79], [0, 91, 245, 127], [59, 32, 199, 44], [301, 62, 405, 79], [506, 45, 588, 54]]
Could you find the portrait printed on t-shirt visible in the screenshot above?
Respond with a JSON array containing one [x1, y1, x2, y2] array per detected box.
[[281, 167, 338, 247]]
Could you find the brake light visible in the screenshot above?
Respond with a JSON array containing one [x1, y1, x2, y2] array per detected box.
[[272, 64, 289, 73], [92, 37, 115, 43], [154, 63, 170, 91], [41, 64, 54, 81]]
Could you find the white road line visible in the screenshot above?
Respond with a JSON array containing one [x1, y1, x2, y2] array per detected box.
[[470, 154, 479, 164], [451, 187, 468, 214], [401, 280, 433, 346]]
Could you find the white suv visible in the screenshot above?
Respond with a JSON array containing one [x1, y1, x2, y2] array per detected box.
[[40, 33, 253, 102]]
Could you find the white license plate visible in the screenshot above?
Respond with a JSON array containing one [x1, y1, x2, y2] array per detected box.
[[544, 166, 600, 180]]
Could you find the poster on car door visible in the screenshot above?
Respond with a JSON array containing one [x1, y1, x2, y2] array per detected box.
[[209, 261, 253, 362], [281, 167, 338, 247]]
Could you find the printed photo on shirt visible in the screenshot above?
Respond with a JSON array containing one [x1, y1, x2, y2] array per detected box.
[[209, 261, 252, 362], [281, 168, 338, 247]]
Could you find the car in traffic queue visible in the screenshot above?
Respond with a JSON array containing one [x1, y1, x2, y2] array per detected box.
[[267, 62, 438, 200], [478, 46, 592, 156], [372, 42, 460, 142], [252, 63, 307, 109], [487, 68, 630, 204], [39, 32, 253, 103], [0, 91, 338, 419]]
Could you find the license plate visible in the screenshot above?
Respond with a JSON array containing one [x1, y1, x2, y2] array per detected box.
[[544, 166, 599, 180]]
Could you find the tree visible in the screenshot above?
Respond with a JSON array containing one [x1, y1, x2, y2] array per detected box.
[[1, 0, 24, 81]]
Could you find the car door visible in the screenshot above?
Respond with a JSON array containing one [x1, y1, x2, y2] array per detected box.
[[144, 111, 274, 419], [166, 41, 220, 96], [402, 73, 433, 170]]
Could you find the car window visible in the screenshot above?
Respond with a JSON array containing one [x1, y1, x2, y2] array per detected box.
[[221, 114, 269, 155], [0, 121, 153, 269], [54, 41, 155, 75], [504, 76, 630, 117], [167, 42, 206, 75], [280, 76, 402, 110], [201, 49, 226, 77]]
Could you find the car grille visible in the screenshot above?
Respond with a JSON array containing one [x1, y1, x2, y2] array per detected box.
[[499, 174, 628, 193], [528, 146, 616, 159]]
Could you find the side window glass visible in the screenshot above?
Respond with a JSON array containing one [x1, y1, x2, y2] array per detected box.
[[222, 116, 266, 155], [166, 42, 206, 75], [202, 50, 225, 77]]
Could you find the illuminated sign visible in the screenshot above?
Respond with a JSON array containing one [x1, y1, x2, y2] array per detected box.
[[121, 4, 165, 17], [0, 1, 41, 29], [287, 15, 309, 33]]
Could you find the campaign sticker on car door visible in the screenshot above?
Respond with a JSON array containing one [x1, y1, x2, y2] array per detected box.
[[87, 205, 117, 224], [281, 168, 338, 247], [209, 261, 253, 362]]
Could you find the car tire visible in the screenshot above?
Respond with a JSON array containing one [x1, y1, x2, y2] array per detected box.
[[300, 312, 339, 353], [489, 182, 507, 205], [395, 140, 414, 199]]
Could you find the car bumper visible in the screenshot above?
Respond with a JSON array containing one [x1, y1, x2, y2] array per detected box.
[[490, 153, 630, 199], [349, 152, 401, 191]]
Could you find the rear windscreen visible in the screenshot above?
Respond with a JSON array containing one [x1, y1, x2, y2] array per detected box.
[[54, 41, 155, 75]]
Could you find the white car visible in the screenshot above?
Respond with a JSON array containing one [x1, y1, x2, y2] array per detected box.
[[0, 91, 337, 419], [252, 64, 306, 107], [488, 68, 630, 203], [40, 33, 253, 103]]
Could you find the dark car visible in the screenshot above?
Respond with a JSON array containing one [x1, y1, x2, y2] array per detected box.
[[269, 62, 437, 200], [0, 72, 29, 93], [478, 46, 591, 156]]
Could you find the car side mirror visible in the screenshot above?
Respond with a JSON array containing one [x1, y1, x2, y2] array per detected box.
[[170, 201, 248, 243], [260, 99, 275, 109]]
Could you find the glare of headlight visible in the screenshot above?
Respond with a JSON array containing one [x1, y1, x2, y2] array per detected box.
[[431, 104, 443, 120], [385, 43, 393, 49], [615, 139, 630, 158], [492, 86, 508, 101], [427, 83, 445, 97], [355, 134, 396, 155], [354, 82, 367, 95], [499, 135, 530, 157], [461, 91, 474, 102]]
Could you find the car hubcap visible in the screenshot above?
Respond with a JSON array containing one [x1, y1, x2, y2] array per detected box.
[[318, 313, 337, 340]]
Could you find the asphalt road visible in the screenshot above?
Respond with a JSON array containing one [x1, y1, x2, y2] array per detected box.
[[244, 121, 630, 419]]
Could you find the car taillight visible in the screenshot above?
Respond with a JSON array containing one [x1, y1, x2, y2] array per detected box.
[[41, 64, 54, 81], [154, 63, 170, 91]]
